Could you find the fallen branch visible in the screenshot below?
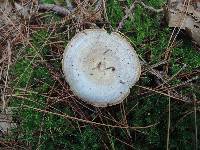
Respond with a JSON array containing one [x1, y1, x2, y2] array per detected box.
[[38, 4, 73, 16]]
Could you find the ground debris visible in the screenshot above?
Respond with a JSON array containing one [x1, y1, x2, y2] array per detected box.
[[0, 107, 16, 138], [166, 0, 200, 46], [0, 0, 36, 44]]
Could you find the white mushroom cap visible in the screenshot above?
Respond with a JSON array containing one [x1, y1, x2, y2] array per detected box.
[[63, 29, 141, 107]]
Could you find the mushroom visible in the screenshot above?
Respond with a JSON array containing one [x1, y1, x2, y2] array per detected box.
[[63, 29, 141, 107]]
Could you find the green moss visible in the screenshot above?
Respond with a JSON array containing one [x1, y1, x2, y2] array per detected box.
[[107, 0, 124, 26], [10, 59, 33, 88], [41, 0, 55, 4]]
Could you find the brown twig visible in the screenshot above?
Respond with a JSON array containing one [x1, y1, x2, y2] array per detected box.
[[38, 4, 73, 16]]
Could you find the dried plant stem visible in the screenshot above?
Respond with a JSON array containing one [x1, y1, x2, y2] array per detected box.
[[166, 92, 171, 150], [193, 93, 198, 150]]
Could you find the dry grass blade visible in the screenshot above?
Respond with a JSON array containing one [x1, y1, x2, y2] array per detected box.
[[193, 92, 198, 150], [166, 91, 171, 150]]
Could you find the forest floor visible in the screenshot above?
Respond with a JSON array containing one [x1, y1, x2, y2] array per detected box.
[[0, 0, 199, 149]]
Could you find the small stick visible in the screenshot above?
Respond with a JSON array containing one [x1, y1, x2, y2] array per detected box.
[[38, 4, 73, 16]]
